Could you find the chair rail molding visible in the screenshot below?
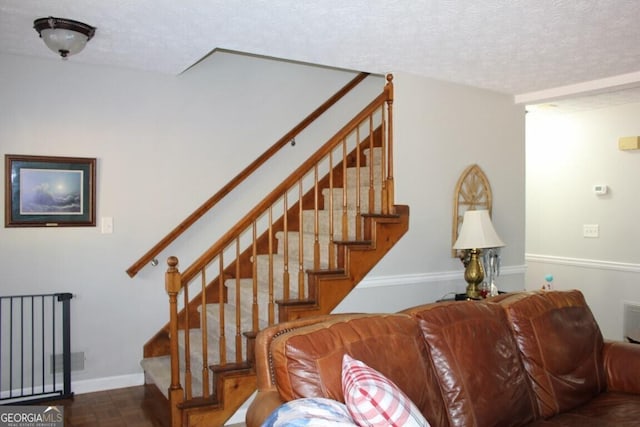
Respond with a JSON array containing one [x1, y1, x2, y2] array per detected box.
[[357, 264, 527, 289], [526, 253, 640, 273]]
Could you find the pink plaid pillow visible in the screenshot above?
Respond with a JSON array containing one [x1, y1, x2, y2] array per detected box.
[[341, 354, 429, 427]]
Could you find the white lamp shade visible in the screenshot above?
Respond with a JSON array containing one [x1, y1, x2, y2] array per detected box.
[[453, 209, 505, 250], [40, 28, 89, 57]]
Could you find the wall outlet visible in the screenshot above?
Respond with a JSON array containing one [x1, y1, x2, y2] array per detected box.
[[583, 224, 599, 238]]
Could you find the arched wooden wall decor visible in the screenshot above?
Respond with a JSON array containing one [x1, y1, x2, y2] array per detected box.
[[452, 164, 493, 257]]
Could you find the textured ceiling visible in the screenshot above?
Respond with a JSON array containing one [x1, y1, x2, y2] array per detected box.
[[2, 0, 640, 110]]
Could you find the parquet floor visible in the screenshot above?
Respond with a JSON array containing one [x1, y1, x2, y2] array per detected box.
[[34, 385, 170, 427], [31, 385, 247, 426]]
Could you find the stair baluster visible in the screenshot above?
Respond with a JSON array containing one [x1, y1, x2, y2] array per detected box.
[[200, 270, 209, 399], [165, 256, 184, 427], [384, 74, 395, 215]]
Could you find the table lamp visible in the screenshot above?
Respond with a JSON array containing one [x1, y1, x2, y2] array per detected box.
[[453, 210, 505, 299]]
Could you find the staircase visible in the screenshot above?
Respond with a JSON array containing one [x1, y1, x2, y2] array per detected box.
[[135, 74, 409, 426]]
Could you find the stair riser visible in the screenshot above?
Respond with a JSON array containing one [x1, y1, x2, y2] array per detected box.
[[275, 231, 334, 268], [202, 304, 255, 336], [141, 356, 203, 399], [178, 329, 229, 366], [364, 147, 383, 167], [207, 296, 271, 332], [254, 254, 309, 296], [343, 166, 383, 186], [322, 186, 382, 213], [301, 210, 362, 240], [225, 278, 288, 307], [194, 304, 252, 364]]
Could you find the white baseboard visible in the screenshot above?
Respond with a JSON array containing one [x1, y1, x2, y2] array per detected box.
[[72, 373, 144, 395]]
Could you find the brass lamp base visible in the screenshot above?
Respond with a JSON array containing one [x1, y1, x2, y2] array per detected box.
[[464, 248, 485, 299]]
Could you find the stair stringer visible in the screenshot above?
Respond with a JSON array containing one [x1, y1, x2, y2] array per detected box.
[[278, 204, 409, 322]]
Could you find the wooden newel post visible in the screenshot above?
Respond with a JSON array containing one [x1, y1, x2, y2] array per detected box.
[[385, 74, 395, 215], [165, 256, 184, 427]]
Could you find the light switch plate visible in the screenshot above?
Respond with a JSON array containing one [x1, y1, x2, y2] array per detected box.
[[101, 217, 113, 234], [583, 224, 599, 238], [593, 184, 608, 195]]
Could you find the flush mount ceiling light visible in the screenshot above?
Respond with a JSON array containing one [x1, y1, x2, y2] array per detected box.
[[33, 17, 96, 59]]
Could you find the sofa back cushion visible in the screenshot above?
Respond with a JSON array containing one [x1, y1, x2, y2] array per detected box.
[[499, 290, 606, 418], [268, 313, 449, 426], [405, 301, 536, 427]]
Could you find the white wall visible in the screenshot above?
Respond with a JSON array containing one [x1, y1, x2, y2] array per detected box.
[[0, 51, 527, 397], [526, 102, 640, 340]]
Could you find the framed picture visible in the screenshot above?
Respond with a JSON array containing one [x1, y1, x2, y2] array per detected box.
[[5, 155, 96, 227]]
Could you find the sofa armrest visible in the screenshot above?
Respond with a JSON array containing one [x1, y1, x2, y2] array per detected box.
[[246, 390, 285, 427], [603, 341, 640, 393]]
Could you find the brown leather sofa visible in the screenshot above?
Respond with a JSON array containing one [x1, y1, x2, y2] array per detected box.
[[246, 290, 640, 426]]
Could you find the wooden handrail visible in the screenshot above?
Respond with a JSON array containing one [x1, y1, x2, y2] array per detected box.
[[179, 81, 392, 286], [126, 72, 369, 277]]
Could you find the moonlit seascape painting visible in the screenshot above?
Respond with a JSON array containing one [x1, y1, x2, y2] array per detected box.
[[19, 168, 84, 215], [5, 154, 95, 227]]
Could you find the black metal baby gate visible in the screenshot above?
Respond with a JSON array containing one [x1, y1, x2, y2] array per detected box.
[[0, 293, 73, 404]]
